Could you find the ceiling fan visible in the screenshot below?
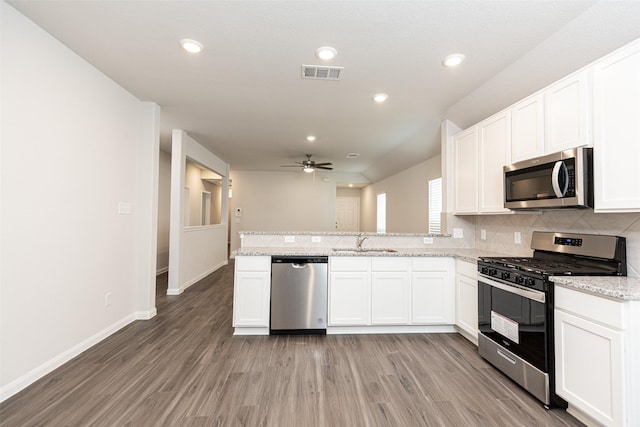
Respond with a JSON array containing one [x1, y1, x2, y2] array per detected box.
[[280, 154, 333, 173]]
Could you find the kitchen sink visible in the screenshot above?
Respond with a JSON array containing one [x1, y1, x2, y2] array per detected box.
[[331, 248, 398, 253]]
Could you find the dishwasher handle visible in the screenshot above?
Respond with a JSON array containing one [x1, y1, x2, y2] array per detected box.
[[292, 263, 308, 269], [272, 256, 328, 264]]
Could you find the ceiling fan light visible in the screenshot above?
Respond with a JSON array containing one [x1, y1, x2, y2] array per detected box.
[[303, 166, 315, 173]]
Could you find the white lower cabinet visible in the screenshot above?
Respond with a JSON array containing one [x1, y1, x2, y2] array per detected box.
[[455, 260, 478, 343], [328, 256, 455, 328], [371, 258, 411, 325], [329, 257, 370, 326], [233, 256, 271, 328], [555, 285, 639, 427], [411, 258, 455, 324]]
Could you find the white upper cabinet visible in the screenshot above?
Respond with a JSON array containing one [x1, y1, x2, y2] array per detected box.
[[511, 94, 544, 163], [452, 126, 478, 214], [544, 70, 591, 153], [592, 39, 640, 212], [452, 110, 511, 215], [478, 110, 511, 213]]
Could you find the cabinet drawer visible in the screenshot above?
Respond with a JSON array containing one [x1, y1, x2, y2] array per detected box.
[[456, 260, 477, 278], [236, 256, 270, 272], [555, 285, 626, 329], [412, 257, 452, 272], [330, 257, 370, 272], [371, 257, 410, 272]]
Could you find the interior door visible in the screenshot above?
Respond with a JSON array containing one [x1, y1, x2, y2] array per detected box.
[[335, 197, 360, 231]]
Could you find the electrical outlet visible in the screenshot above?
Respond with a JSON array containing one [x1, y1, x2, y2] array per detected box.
[[481, 229, 487, 240], [104, 292, 112, 307], [514, 231, 522, 244], [284, 235, 295, 243], [423, 237, 434, 244], [311, 236, 321, 243], [453, 228, 464, 239]]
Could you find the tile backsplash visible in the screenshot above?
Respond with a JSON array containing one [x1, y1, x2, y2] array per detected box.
[[474, 211, 640, 277]]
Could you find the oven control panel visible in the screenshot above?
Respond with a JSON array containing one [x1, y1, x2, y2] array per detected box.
[[554, 236, 583, 247]]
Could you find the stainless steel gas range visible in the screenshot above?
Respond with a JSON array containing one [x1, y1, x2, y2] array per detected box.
[[477, 231, 627, 408]]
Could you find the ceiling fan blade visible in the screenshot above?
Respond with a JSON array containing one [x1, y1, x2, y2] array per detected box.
[[280, 165, 302, 167], [315, 166, 333, 170], [314, 162, 333, 166]]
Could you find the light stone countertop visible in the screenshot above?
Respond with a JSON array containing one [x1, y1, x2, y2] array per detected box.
[[551, 276, 640, 301], [238, 230, 451, 237], [233, 247, 507, 264]]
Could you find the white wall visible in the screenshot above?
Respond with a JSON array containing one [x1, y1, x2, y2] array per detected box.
[[1, 2, 159, 400], [361, 156, 441, 233], [229, 171, 337, 252], [167, 130, 229, 295], [156, 150, 171, 273]]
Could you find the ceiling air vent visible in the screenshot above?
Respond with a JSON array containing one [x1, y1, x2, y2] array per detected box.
[[301, 65, 343, 80], [346, 153, 360, 159]]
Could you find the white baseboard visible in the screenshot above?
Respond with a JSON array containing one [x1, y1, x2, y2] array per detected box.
[[0, 313, 137, 403], [168, 260, 228, 295], [155, 266, 168, 275], [135, 308, 157, 320]]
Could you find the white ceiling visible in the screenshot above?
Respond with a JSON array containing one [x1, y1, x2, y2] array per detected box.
[[8, 0, 640, 183]]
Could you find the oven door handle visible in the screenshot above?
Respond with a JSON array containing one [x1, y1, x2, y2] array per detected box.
[[479, 276, 546, 304]]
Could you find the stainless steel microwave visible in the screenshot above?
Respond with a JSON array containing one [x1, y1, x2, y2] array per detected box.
[[504, 147, 593, 209]]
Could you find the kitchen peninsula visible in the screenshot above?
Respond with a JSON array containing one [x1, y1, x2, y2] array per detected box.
[[232, 231, 505, 339]]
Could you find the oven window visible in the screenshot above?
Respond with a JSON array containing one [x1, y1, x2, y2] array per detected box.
[[478, 281, 548, 372]]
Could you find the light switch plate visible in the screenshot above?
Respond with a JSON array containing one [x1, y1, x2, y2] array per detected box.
[[118, 202, 131, 215], [453, 228, 463, 239], [423, 237, 434, 244]]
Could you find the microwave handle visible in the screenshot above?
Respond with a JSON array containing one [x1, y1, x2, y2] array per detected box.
[[552, 161, 568, 198]]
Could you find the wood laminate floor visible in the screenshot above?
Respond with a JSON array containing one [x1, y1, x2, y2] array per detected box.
[[0, 261, 583, 427]]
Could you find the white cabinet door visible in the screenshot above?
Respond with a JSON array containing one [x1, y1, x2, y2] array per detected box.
[[478, 110, 511, 213], [233, 270, 271, 327], [511, 94, 544, 163], [452, 126, 478, 214], [455, 260, 478, 342], [371, 272, 410, 325], [328, 272, 370, 325], [555, 309, 624, 427], [544, 70, 591, 153], [593, 39, 640, 212], [411, 258, 454, 324]]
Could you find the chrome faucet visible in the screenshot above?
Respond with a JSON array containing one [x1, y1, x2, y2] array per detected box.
[[356, 235, 368, 251]]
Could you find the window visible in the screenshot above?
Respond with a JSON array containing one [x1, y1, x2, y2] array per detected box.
[[428, 177, 442, 234], [376, 193, 386, 233]]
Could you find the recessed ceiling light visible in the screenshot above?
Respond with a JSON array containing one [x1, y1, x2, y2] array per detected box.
[[348, 184, 354, 187], [373, 93, 389, 103], [316, 46, 337, 60], [180, 39, 204, 54], [442, 53, 465, 67], [306, 135, 316, 142]]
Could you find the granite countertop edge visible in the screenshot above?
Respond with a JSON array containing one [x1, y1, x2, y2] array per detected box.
[[233, 247, 506, 264], [238, 231, 451, 237], [551, 276, 640, 301]]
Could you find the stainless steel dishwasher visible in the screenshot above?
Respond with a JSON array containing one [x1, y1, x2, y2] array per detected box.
[[270, 256, 328, 334]]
